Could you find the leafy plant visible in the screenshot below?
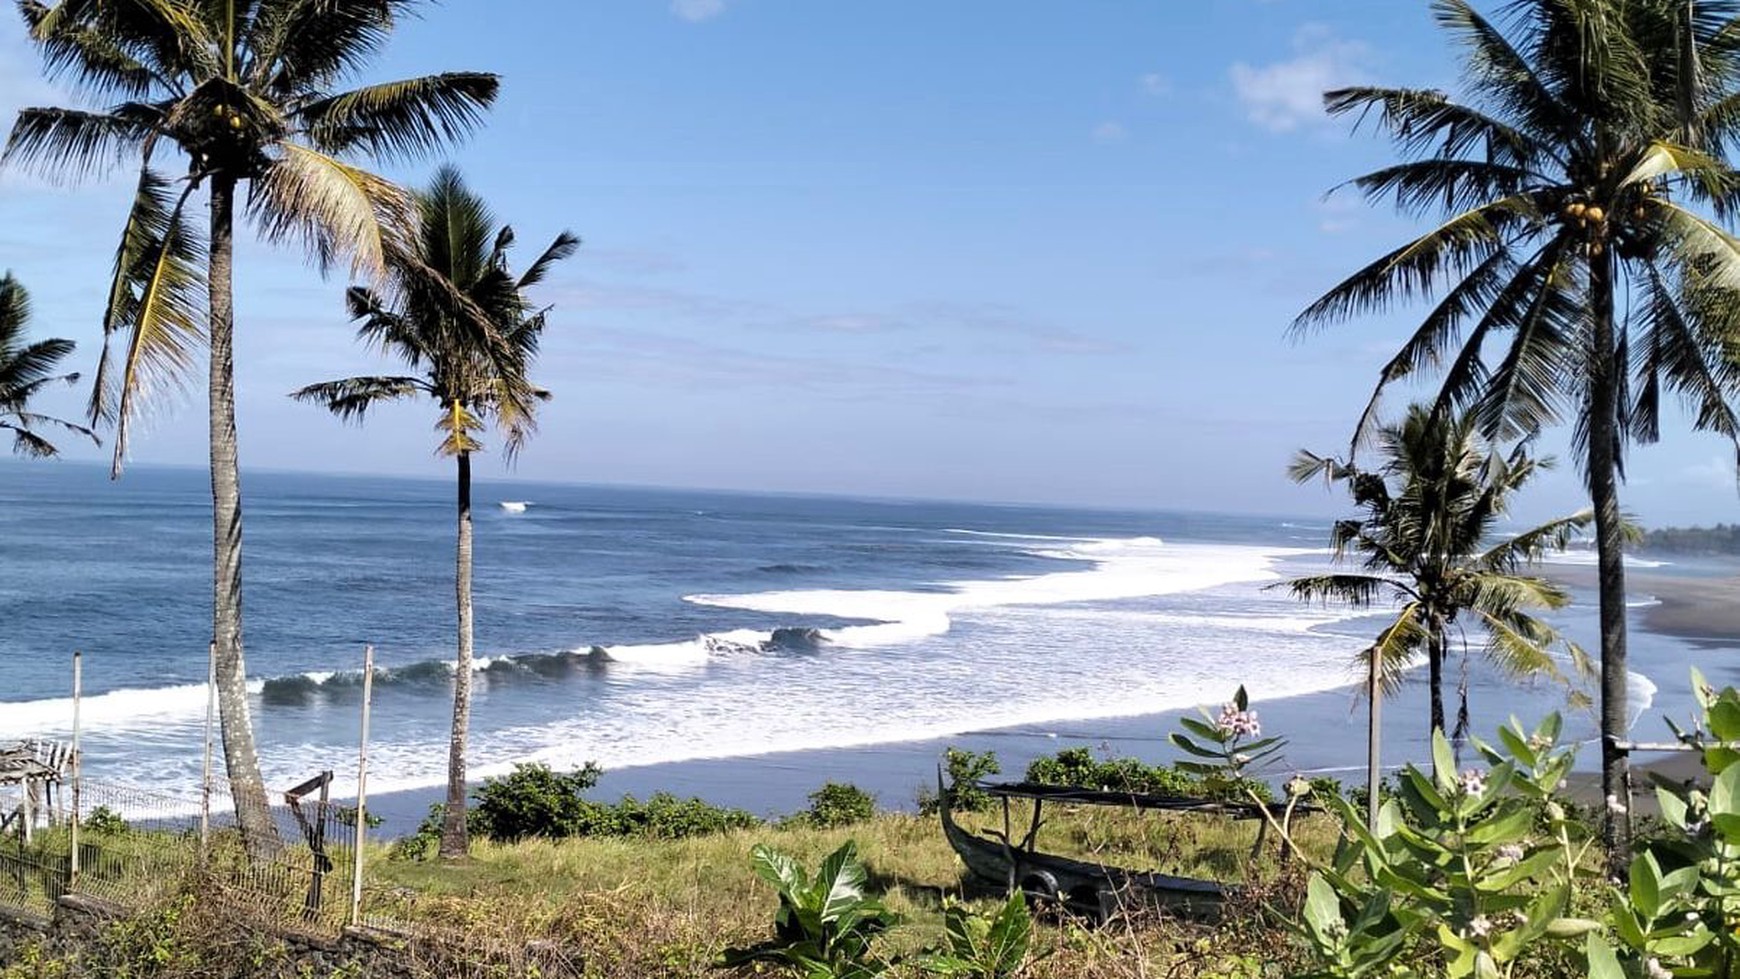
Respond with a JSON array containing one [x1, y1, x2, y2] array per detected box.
[[333, 804, 382, 830], [921, 748, 1003, 815], [1294, 717, 1601, 978], [1021, 746, 1269, 801], [1170, 685, 1288, 795], [1602, 669, 1740, 976], [802, 783, 877, 829], [82, 806, 129, 836], [920, 892, 1037, 979], [469, 762, 606, 841], [722, 840, 899, 978]]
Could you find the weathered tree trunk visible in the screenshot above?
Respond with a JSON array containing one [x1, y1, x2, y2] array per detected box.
[[1589, 244, 1631, 866], [208, 173, 277, 852], [440, 450, 474, 859]]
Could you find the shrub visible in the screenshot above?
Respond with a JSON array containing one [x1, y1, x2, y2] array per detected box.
[[469, 762, 605, 841], [608, 792, 761, 838], [82, 805, 128, 836], [452, 762, 761, 846], [802, 782, 876, 828], [919, 747, 1002, 815]]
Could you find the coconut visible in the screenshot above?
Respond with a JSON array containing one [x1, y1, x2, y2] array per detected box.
[[228, 115, 244, 131], [1586, 205, 1606, 222]]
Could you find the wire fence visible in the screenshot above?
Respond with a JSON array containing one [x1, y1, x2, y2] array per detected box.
[[0, 765, 391, 935]]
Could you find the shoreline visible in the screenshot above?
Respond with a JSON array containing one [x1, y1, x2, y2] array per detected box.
[[347, 559, 1740, 836]]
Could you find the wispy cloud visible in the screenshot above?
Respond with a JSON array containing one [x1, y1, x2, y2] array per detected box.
[[1230, 24, 1370, 132], [1139, 72, 1171, 97], [670, 0, 726, 23], [1091, 120, 1129, 144], [1314, 194, 1362, 234]]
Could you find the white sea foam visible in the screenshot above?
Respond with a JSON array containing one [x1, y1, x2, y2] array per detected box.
[[0, 679, 264, 741], [1538, 550, 1671, 569], [687, 536, 1312, 651]]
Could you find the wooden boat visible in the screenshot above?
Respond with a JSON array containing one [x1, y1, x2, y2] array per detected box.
[[938, 775, 1232, 923]]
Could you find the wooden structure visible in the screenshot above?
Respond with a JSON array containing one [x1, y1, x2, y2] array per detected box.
[[0, 741, 71, 844], [939, 775, 1315, 923]]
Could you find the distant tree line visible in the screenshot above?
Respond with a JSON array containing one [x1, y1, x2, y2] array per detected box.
[[1637, 525, 1740, 555]]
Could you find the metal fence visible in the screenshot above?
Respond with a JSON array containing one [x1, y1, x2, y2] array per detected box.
[[0, 770, 382, 934], [0, 648, 413, 937]]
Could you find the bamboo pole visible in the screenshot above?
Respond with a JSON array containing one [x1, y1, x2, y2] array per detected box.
[[348, 645, 375, 929], [200, 642, 215, 859], [69, 651, 82, 888]]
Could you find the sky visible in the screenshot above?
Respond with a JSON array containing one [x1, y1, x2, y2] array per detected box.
[[1, 1, 1738, 525]]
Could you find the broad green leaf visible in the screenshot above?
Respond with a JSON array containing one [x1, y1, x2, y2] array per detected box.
[[1630, 851, 1663, 919], [1711, 764, 1740, 818], [1584, 934, 1625, 979], [1431, 730, 1457, 794], [1304, 874, 1344, 939], [752, 843, 806, 895]]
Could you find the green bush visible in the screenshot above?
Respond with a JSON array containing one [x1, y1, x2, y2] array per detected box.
[[450, 762, 761, 847], [82, 805, 129, 836], [1022, 746, 1269, 802], [801, 782, 876, 828], [470, 762, 606, 841], [606, 792, 761, 838], [919, 747, 1003, 815]]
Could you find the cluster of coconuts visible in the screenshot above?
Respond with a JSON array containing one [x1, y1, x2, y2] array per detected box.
[[211, 103, 246, 132], [1562, 200, 1606, 225]]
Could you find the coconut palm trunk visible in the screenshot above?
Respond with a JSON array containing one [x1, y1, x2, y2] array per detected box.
[[1589, 246, 1631, 861], [441, 448, 475, 858], [207, 174, 275, 850]]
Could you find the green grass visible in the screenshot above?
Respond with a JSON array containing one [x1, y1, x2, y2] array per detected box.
[[363, 804, 1338, 978]]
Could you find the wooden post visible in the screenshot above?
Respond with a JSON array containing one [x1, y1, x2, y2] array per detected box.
[[348, 645, 375, 929], [200, 642, 215, 859], [1367, 648, 1381, 832], [69, 652, 82, 888]]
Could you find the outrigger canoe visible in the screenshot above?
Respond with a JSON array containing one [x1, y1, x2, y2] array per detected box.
[[939, 775, 1312, 923]]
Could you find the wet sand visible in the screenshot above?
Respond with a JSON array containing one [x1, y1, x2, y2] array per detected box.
[[1549, 565, 1740, 650]]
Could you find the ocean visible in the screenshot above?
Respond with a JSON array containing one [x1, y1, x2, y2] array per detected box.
[[0, 461, 1720, 824]]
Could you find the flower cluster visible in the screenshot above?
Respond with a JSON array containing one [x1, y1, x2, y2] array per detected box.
[[1215, 703, 1261, 738], [1458, 767, 1487, 796]]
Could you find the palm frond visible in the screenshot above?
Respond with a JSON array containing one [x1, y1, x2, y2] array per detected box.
[[100, 181, 207, 475], [249, 140, 413, 282], [290, 375, 424, 422], [296, 72, 499, 161], [1479, 510, 1595, 569], [1292, 194, 1536, 333], [1271, 573, 1408, 608], [3, 107, 155, 182], [246, 0, 419, 92], [516, 232, 581, 291]]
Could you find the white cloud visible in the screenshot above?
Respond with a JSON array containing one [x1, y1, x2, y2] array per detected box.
[[670, 0, 726, 22], [1139, 72, 1171, 97], [1091, 121, 1128, 144], [1230, 24, 1370, 132]]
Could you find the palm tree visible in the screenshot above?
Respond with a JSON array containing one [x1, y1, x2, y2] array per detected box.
[[1282, 405, 1592, 825], [0, 272, 96, 457], [294, 167, 576, 859], [4, 1, 498, 848], [1294, 0, 1740, 857]]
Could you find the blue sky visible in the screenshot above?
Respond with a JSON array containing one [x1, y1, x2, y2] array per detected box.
[[1, 1, 1737, 525]]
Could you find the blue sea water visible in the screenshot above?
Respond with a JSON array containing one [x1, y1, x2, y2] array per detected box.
[[0, 460, 1723, 812]]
